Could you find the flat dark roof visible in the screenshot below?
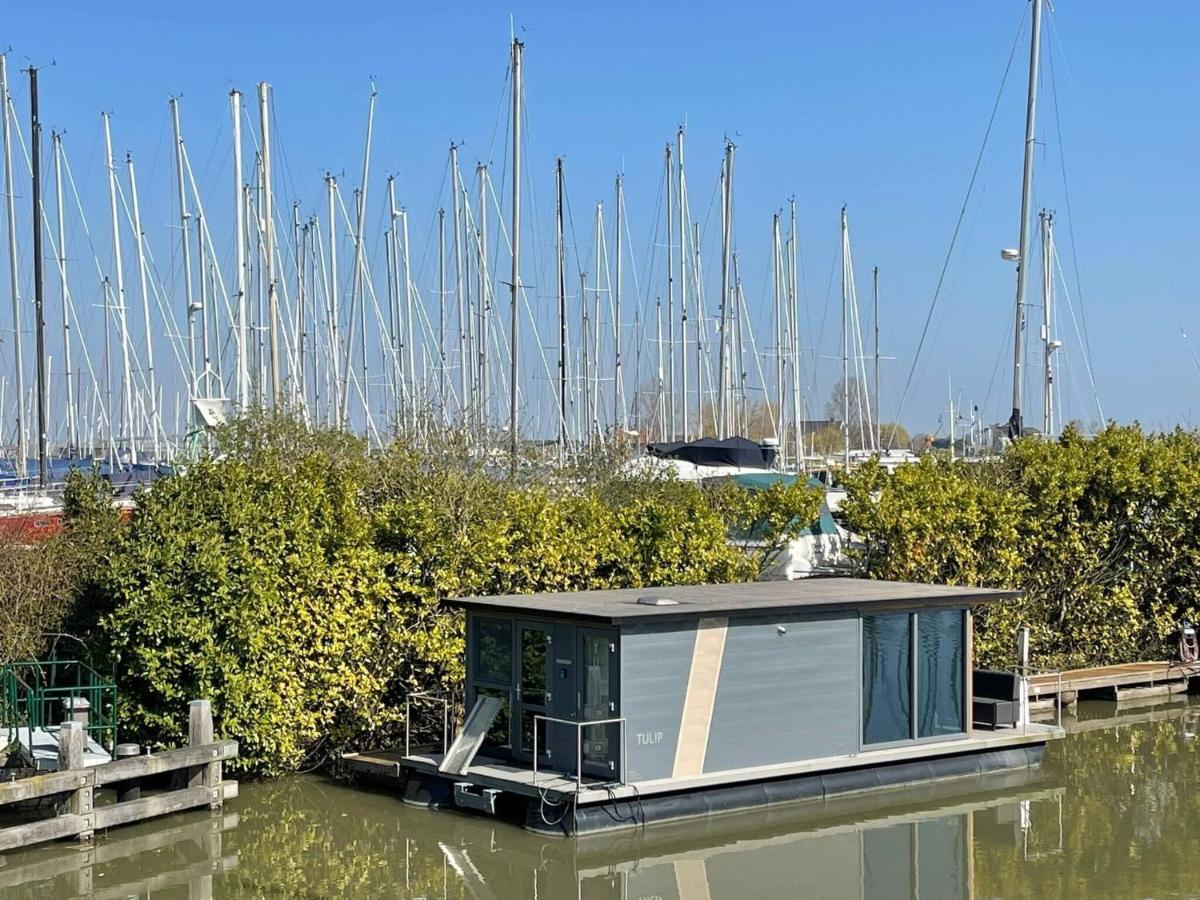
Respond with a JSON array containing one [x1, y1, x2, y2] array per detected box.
[[450, 577, 1018, 625]]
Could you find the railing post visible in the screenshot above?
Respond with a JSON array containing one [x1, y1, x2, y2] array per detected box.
[[58, 720, 93, 842], [188, 700, 222, 810]]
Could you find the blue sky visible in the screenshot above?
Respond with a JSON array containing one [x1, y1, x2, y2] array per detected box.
[[4, 1, 1199, 435]]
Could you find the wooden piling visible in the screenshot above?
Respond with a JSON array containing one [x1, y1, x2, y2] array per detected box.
[[58, 721, 93, 842], [189, 699, 222, 809]]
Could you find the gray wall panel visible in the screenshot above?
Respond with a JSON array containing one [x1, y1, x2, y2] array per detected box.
[[704, 613, 859, 773], [619, 622, 698, 781]]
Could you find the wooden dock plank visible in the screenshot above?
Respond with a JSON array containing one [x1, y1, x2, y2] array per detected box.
[[1028, 661, 1198, 697]]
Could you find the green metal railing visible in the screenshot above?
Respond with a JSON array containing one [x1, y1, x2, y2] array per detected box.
[[1, 658, 118, 756]]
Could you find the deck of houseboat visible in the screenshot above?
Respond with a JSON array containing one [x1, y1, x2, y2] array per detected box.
[[345, 722, 1063, 806]]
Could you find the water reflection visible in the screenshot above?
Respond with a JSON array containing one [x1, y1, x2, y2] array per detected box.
[[2, 697, 1196, 898]]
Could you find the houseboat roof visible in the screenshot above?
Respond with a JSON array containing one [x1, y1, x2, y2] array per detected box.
[[450, 577, 1018, 625]]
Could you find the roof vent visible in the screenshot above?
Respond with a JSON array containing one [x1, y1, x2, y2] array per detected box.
[[637, 595, 679, 607]]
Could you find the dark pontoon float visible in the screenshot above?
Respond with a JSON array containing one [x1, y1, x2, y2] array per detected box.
[[345, 578, 1062, 835]]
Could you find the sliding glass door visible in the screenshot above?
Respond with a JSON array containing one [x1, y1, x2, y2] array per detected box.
[[862, 609, 966, 747]]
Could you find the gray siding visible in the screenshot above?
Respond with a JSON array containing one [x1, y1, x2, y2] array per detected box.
[[619, 621, 697, 781], [703, 613, 859, 773]]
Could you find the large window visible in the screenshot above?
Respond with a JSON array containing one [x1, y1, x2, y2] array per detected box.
[[863, 613, 913, 745], [918, 609, 966, 738], [863, 609, 966, 746]]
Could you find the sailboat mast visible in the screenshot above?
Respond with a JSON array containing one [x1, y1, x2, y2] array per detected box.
[[401, 207, 414, 426], [1009, 0, 1044, 439], [840, 206, 850, 470], [126, 153, 160, 461], [677, 126, 689, 442], [717, 140, 734, 439], [169, 98, 199, 428], [664, 144, 674, 440], [508, 38, 523, 465], [52, 132, 76, 456], [476, 164, 489, 428], [230, 91, 249, 410], [789, 197, 802, 469], [873, 265, 880, 448], [1041, 209, 1056, 436], [1, 56, 27, 477], [614, 173, 623, 433], [556, 158, 567, 448], [438, 207, 447, 418], [102, 113, 136, 465], [773, 212, 784, 455], [451, 143, 466, 423], [257, 83, 280, 408], [29, 68, 47, 486]]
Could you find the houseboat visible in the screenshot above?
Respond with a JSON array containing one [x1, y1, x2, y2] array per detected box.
[[344, 578, 1062, 835]]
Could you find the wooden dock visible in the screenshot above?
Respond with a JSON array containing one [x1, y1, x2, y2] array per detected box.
[[1029, 661, 1200, 709], [0, 699, 238, 855]]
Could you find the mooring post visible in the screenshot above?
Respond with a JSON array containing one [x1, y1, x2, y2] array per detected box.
[[58, 720, 93, 842], [115, 742, 142, 802], [188, 699, 223, 810]]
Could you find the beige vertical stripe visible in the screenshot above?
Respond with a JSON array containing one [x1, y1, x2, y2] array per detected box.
[[672, 616, 729, 778], [673, 858, 713, 900]]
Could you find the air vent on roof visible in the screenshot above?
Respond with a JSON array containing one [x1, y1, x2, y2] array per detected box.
[[637, 595, 679, 607]]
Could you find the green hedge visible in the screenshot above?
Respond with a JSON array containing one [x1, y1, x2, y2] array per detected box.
[[843, 423, 1200, 669], [65, 419, 819, 776]]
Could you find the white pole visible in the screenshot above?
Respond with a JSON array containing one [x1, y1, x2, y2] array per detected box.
[[230, 90, 249, 409], [677, 126, 689, 442], [476, 164, 488, 428], [257, 83, 281, 408], [401, 207, 414, 426], [664, 145, 674, 440], [326, 175, 341, 425], [125, 154, 160, 461], [451, 143, 466, 423], [556, 158, 567, 448], [52, 132, 76, 455], [1041, 209, 1056, 436], [614, 173, 624, 432], [840, 206, 849, 471], [1, 56, 27, 476], [102, 113, 136, 465], [169, 98, 198, 430], [789, 197, 803, 470]]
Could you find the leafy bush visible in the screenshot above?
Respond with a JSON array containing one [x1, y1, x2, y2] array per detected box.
[[843, 423, 1200, 668], [71, 418, 820, 775]]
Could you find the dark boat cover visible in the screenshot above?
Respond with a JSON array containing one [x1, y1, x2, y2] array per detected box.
[[647, 436, 776, 468]]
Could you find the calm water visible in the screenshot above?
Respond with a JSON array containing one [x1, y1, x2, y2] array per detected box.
[[4, 699, 1199, 899]]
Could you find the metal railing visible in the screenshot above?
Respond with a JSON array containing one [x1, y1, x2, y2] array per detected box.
[[1017, 664, 1065, 730], [532, 715, 627, 794], [404, 691, 452, 757], [1, 659, 118, 754]]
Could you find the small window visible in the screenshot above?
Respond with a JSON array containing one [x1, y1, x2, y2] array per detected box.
[[475, 618, 513, 685]]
